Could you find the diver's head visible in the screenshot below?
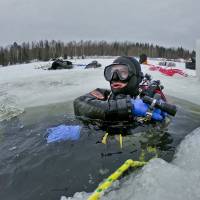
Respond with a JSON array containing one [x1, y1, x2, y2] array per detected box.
[[104, 56, 143, 97]]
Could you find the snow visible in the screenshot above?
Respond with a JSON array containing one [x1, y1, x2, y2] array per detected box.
[[0, 57, 200, 200]]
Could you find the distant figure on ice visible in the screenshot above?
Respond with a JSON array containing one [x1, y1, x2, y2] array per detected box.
[[139, 54, 148, 64], [85, 60, 102, 69], [74, 56, 176, 134]]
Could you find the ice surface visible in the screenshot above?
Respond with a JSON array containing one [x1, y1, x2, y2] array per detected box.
[[0, 59, 111, 121], [0, 58, 199, 120]]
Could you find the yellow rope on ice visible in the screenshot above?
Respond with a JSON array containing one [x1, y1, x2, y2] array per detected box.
[[87, 159, 146, 200]]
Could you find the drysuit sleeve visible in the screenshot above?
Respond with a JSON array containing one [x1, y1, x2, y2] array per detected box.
[[73, 88, 133, 121]]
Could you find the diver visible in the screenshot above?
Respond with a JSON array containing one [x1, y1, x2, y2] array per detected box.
[[73, 56, 176, 134], [46, 56, 176, 146], [45, 56, 176, 168]]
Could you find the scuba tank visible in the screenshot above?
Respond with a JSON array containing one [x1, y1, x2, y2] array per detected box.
[[142, 95, 177, 116], [139, 73, 166, 101]]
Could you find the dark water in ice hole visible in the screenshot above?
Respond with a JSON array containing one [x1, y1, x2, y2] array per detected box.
[[0, 97, 200, 200]]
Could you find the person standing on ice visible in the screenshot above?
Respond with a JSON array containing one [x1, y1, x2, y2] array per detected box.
[[73, 56, 176, 133]]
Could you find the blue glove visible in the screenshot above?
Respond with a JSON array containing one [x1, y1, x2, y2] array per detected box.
[[131, 99, 164, 121], [46, 125, 81, 143]]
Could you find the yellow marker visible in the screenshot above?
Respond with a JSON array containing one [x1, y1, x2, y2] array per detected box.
[[139, 149, 145, 162], [102, 132, 109, 144], [147, 146, 158, 157], [119, 134, 123, 149], [87, 159, 146, 200]]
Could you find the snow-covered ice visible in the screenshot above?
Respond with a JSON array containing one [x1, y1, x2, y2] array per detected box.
[[0, 57, 199, 121]]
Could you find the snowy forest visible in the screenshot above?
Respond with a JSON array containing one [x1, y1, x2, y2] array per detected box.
[[0, 40, 194, 66]]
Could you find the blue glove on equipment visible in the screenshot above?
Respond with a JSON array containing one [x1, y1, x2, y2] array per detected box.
[[131, 99, 164, 121], [46, 125, 81, 143]]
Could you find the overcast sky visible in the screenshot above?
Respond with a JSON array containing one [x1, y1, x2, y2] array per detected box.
[[0, 0, 200, 50]]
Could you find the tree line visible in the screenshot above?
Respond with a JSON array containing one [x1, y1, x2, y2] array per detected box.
[[0, 40, 193, 66]]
